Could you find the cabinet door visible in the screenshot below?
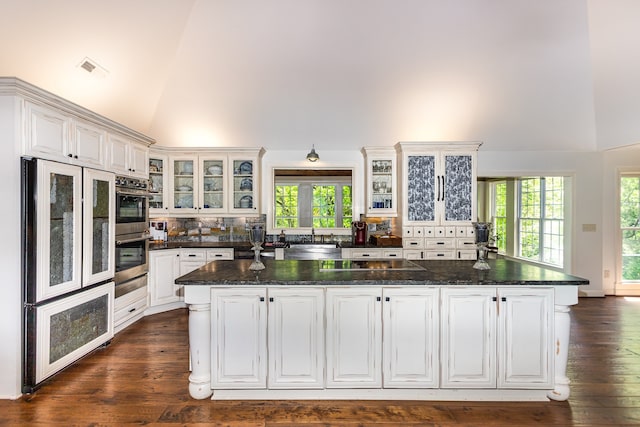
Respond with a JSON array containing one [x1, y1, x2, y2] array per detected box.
[[169, 156, 198, 214], [405, 153, 437, 223], [498, 288, 554, 389], [73, 120, 106, 169], [326, 287, 382, 388], [129, 142, 149, 178], [364, 149, 397, 216], [82, 169, 115, 286], [268, 288, 325, 389], [24, 101, 71, 162], [383, 288, 439, 388], [199, 156, 227, 213], [106, 134, 129, 175], [229, 155, 258, 213], [148, 155, 169, 214], [211, 288, 267, 388], [148, 250, 180, 306], [442, 152, 475, 224], [35, 160, 82, 302], [441, 288, 497, 388]]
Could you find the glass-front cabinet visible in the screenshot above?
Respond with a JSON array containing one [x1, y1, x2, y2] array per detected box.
[[362, 147, 397, 216], [154, 148, 263, 216], [200, 156, 227, 212], [230, 155, 257, 213], [149, 155, 168, 214]]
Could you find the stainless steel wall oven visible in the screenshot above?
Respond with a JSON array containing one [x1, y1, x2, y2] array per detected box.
[[114, 176, 150, 297]]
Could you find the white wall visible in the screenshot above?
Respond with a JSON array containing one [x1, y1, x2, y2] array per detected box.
[[478, 150, 604, 296], [0, 95, 23, 398]]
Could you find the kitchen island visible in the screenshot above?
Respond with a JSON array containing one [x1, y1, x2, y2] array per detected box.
[[176, 258, 588, 402]]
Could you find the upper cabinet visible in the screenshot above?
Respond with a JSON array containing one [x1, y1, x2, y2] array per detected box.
[[396, 142, 481, 226], [17, 79, 155, 174], [24, 101, 106, 169], [106, 133, 149, 179], [150, 147, 263, 217], [362, 147, 397, 217]]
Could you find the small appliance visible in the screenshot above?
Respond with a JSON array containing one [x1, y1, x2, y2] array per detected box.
[[352, 221, 368, 246]]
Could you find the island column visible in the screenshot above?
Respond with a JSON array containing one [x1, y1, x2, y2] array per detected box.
[[184, 286, 213, 399]]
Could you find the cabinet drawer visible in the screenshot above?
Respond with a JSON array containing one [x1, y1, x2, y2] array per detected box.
[[457, 238, 476, 249], [403, 238, 424, 249], [114, 287, 148, 326], [350, 249, 380, 258], [425, 239, 455, 249], [382, 249, 402, 258], [403, 250, 423, 260], [457, 250, 477, 260], [180, 249, 206, 261], [206, 248, 234, 261], [424, 250, 455, 260]]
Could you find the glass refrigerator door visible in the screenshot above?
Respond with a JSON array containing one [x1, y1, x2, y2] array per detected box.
[[36, 160, 83, 302], [83, 169, 115, 286]]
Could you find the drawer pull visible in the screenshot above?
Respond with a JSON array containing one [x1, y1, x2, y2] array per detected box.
[[128, 308, 136, 313]]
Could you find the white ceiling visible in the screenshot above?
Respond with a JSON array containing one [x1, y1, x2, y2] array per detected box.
[[1, 0, 639, 152]]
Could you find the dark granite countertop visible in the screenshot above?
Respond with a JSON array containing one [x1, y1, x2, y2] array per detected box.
[[175, 258, 589, 287]]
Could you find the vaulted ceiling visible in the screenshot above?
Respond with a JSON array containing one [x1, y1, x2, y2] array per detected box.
[[1, 0, 639, 152]]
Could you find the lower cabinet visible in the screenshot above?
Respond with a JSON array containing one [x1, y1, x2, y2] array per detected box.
[[148, 250, 181, 307], [441, 287, 554, 389], [210, 287, 324, 389], [209, 286, 553, 392], [326, 287, 382, 388]]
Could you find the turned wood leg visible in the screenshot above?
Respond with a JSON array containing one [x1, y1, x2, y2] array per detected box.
[[547, 304, 571, 401], [188, 303, 213, 399]]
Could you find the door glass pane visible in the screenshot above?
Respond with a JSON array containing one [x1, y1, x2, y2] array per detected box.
[[620, 176, 640, 281], [202, 159, 224, 209], [149, 158, 164, 209], [174, 160, 194, 209], [49, 172, 75, 286], [91, 178, 110, 275], [407, 156, 435, 221], [233, 160, 253, 209], [444, 155, 473, 221]]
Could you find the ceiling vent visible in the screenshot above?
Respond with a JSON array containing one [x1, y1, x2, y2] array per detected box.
[[77, 57, 108, 78]]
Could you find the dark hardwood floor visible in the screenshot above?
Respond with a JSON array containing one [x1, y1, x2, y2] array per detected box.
[[2, 296, 639, 426]]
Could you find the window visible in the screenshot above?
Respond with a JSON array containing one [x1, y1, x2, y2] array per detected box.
[[619, 175, 640, 282], [486, 176, 567, 268], [518, 177, 564, 266], [274, 170, 353, 230]]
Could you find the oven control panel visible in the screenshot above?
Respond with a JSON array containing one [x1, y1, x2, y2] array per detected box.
[[116, 176, 149, 191]]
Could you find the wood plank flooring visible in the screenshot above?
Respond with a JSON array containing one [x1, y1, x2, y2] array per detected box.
[[1, 296, 639, 426]]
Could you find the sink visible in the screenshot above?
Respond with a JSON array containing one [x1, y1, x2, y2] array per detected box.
[[284, 243, 342, 260], [287, 243, 340, 250]]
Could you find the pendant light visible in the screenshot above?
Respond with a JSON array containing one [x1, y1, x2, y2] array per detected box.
[[306, 145, 319, 162]]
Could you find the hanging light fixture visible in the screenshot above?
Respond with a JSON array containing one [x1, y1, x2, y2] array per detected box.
[[306, 145, 319, 162]]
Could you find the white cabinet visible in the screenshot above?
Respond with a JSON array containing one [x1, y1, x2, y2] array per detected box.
[[107, 133, 149, 179], [362, 147, 397, 216], [397, 142, 480, 260], [326, 287, 382, 388], [149, 154, 169, 214], [211, 288, 267, 388], [166, 150, 262, 216], [441, 287, 554, 389], [382, 288, 439, 388], [148, 250, 181, 307], [179, 249, 207, 276], [24, 101, 106, 169], [267, 288, 325, 389], [211, 287, 325, 390]]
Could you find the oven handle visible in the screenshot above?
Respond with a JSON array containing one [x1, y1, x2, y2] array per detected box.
[[117, 190, 151, 197], [116, 234, 151, 245]]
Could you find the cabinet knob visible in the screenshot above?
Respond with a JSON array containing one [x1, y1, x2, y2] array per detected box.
[[385, 296, 390, 302], [376, 296, 381, 302], [260, 297, 265, 302], [269, 297, 274, 302]]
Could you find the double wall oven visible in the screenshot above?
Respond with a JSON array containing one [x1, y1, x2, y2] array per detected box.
[[114, 176, 150, 298]]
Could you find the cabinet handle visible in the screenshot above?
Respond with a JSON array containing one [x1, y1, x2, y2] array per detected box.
[[269, 297, 274, 302], [492, 297, 497, 301], [385, 296, 390, 302], [501, 297, 506, 302], [436, 176, 441, 201], [188, 254, 196, 257], [260, 297, 265, 302], [74, 155, 78, 159], [214, 254, 222, 257], [376, 296, 381, 302], [128, 308, 136, 313], [441, 175, 445, 201], [67, 153, 73, 158]]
